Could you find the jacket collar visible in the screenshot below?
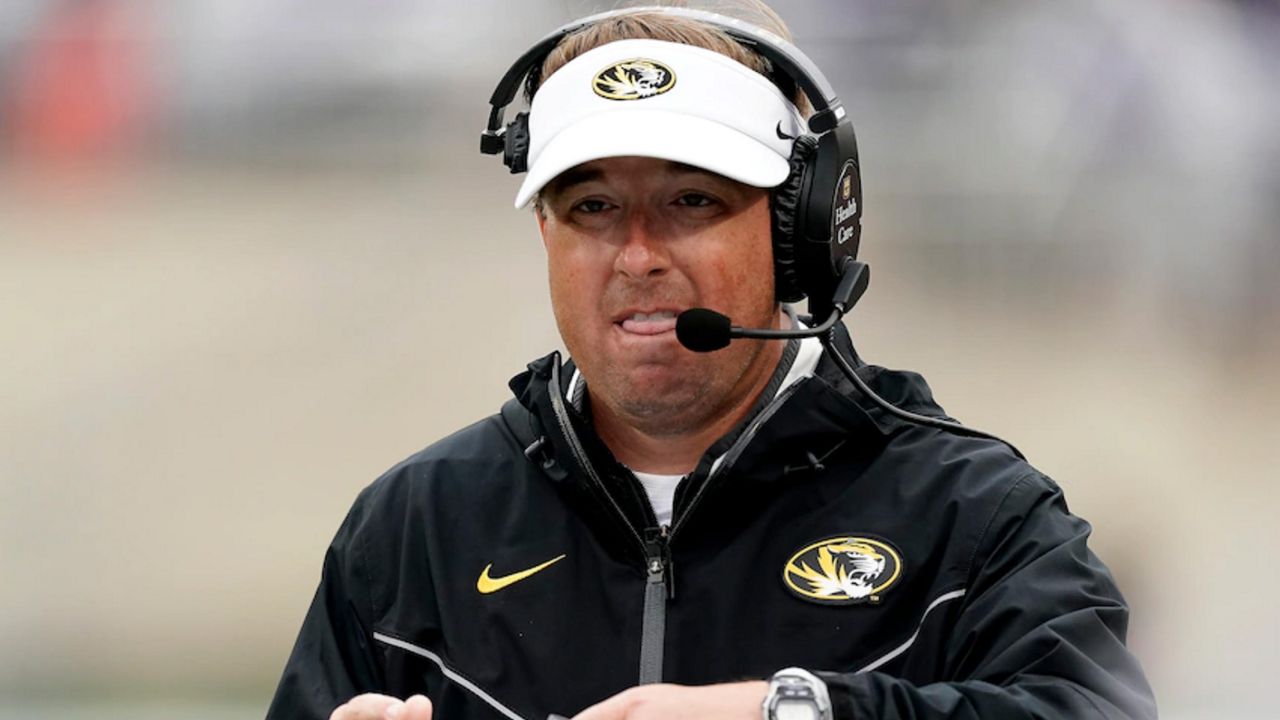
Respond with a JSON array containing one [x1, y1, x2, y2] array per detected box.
[[507, 320, 947, 489]]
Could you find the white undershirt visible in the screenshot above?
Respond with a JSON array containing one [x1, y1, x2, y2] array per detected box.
[[627, 325, 825, 527], [632, 471, 684, 526]]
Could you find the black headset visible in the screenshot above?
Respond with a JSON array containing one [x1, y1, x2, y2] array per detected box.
[[480, 6, 865, 321]]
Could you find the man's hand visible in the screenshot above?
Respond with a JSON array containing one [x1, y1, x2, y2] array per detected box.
[[329, 693, 433, 720], [571, 681, 768, 720]]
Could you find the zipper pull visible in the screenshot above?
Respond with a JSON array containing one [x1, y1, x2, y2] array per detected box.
[[644, 525, 675, 600]]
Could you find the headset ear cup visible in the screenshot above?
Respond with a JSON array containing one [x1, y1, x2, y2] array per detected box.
[[504, 112, 531, 174], [771, 135, 819, 303]]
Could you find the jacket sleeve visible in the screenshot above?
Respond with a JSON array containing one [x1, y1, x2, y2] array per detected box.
[[820, 472, 1157, 720], [267, 494, 384, 720]]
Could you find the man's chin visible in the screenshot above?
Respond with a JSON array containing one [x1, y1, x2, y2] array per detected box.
[[613, 400, 705, 437], [618, 361, 697, 393], [611, 373, 711, 418]]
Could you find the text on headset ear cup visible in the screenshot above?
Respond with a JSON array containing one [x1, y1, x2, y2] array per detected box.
[[790, 121, 861, 321], [771, 134, 819, 303]]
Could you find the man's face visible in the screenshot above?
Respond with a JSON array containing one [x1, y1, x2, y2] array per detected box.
[[536, 156, 782, 438]]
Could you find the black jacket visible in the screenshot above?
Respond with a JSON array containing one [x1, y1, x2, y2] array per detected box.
[[268, 332, 1156, 720]]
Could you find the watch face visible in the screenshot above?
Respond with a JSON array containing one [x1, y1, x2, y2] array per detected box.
[[775, 699, 819, 720]]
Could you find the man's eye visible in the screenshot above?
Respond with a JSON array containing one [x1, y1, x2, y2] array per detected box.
[[574, 199, 612, 214], [675, 193, 716, 208]]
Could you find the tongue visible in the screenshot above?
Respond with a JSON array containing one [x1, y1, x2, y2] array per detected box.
[[621, 316, 677, 335]]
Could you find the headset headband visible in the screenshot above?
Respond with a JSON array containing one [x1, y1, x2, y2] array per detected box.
[[481, 6, 848, 157]]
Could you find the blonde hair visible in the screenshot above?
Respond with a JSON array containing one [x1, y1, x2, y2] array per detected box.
[[531, 0, 807, 112]]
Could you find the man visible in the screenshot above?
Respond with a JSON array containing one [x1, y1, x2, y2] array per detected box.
[[268, 4, 1156, 719]]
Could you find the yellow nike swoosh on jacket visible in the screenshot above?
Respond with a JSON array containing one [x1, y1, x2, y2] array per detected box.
[[476, 554, 566, 594]]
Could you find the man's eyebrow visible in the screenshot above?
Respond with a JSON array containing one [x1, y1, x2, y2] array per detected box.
[[667, 162, 736, 185], [544, 161, 729, 199], [544, 167, 604, 196], [668, 161, 713, 177]]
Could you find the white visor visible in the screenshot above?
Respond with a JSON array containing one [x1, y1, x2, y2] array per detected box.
[[514, 38, 804, 209]]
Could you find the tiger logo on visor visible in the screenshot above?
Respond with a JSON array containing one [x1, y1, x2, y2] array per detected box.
[[593, 59, 676, 100], [783, 536, 903, 605]]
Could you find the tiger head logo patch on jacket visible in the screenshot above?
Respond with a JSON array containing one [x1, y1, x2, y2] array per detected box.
[[783, 536, 903, 605]]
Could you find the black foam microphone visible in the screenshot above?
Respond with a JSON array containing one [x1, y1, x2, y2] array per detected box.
[[675, 309, 734, 352], [676, 261, 869, 353]]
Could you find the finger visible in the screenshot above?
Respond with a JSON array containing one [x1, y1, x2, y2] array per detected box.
[[399, 694, 433, 720], [571, 688, 633, 720], [329, 693, 403, 720]]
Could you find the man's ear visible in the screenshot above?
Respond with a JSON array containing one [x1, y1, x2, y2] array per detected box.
[[534, 200, 549, 248]]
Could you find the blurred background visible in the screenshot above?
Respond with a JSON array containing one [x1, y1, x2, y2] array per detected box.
[[1, 0, 1277, 717]]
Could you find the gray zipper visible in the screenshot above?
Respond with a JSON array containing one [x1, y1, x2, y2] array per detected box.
[[545, 358, 802, 687], [639, 524, 671, 685], [637, 383, 803, 683]]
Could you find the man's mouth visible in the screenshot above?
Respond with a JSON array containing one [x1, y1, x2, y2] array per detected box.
[[617, 310, 679, 335]]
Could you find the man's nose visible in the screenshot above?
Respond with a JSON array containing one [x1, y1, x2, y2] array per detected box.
[[613, 211, 670, 279]]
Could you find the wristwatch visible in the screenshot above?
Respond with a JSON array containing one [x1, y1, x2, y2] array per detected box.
[[762, 667, 833, 720]]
